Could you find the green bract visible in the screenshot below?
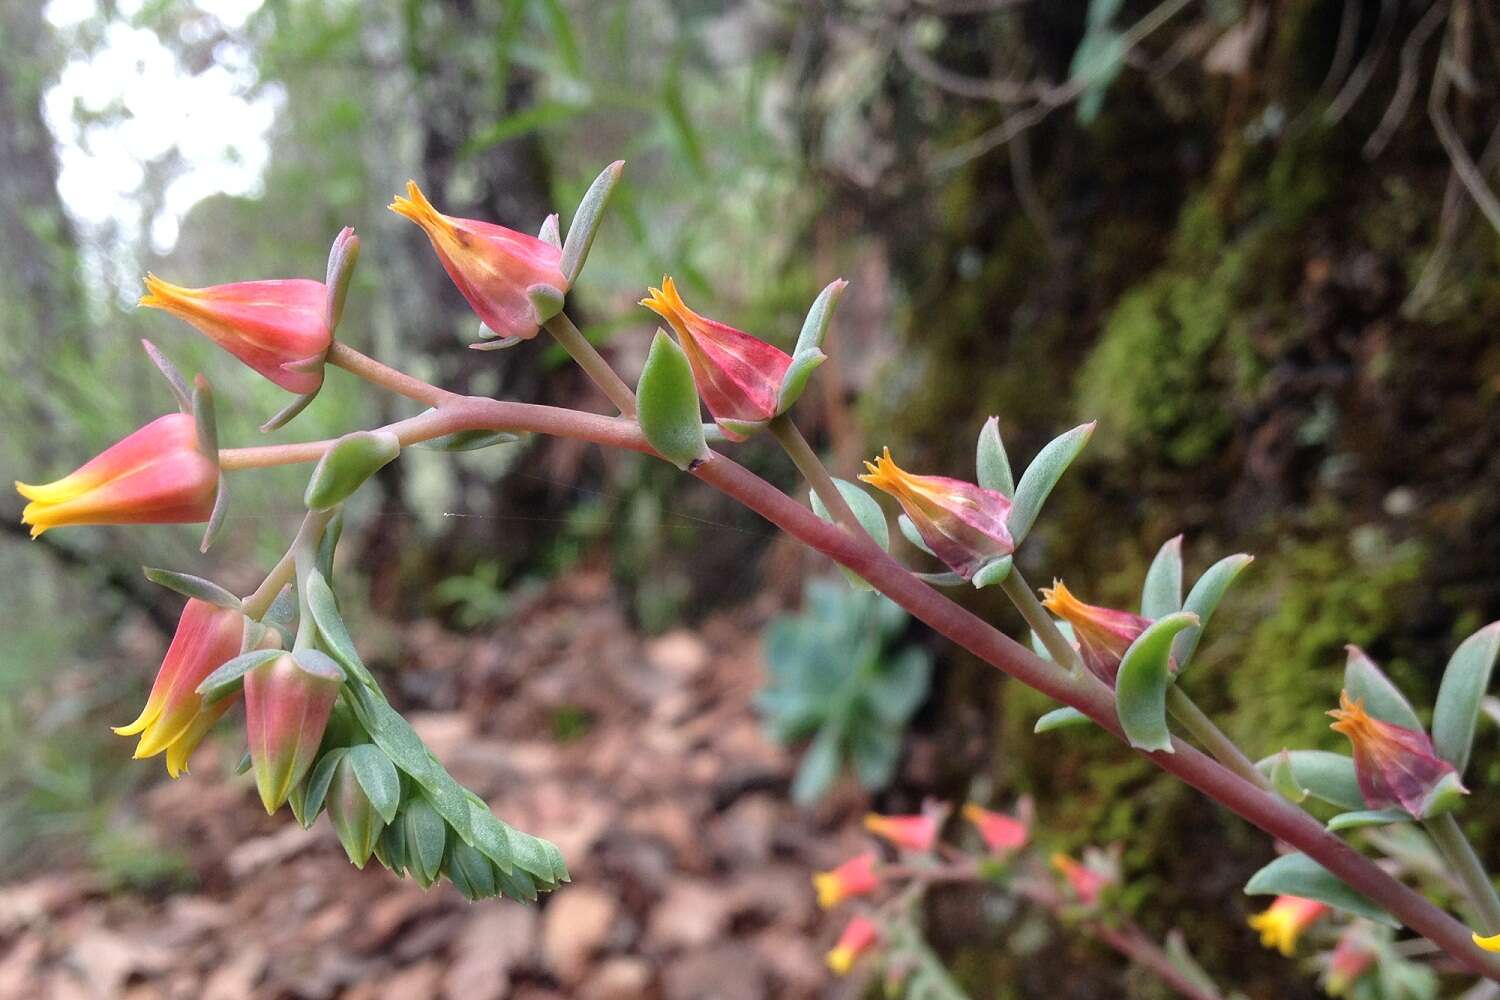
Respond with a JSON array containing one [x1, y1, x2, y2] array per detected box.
[[637, 330, 710, 471]]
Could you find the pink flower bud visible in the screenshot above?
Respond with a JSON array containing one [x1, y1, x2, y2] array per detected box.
[[1328, 690, 1465, 818], [1324, 926, 1377, 996], [113, 598, 245, 777], [1248, 895, 1329, 956], [245, 653, 343, 813], [1050, 852, 1113, 907], [1040, 581, 1152, 685], [640, 276, 793, 439], [813, 851, 882, 909], [16, 413, 219, 538], [826, 915, 880, 976], [389, 181, 567, 340], [139, 275, 331, 394], [858, 449, 1013, 579], [962, 802, 1030, 857]]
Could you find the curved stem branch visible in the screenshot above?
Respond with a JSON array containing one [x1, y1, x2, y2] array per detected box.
[[766, 413, 863, 535], [327, 341, 455, 408], [542, 313, 638, 417], [1166, 686, 1270, 791], [1000, 567, 1080, 673]]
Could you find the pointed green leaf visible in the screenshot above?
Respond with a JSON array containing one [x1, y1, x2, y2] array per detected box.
[[1173, 553, 1253, 668], [401, 795, 447, 887], [347, 686, 473, 844], [304, 430, 400, 511], [1254, 750, 1365, 811], [140, 339, 192, 412], [1141, 535, 1184, 619], [192, 375, 218, 457], [195, 649, 282, 704], [896, 513, 936, 557], [1008, 422, 1095, 544], [976, 416, 1014, 496], [1432, 622, 1500, 775], [1030, 621, 1076, 663], [445, 836, 499, 901], [1344, 647, 1423, 730], [1035, 706, 1092, 733], [323, 226, 360, 333], [412, 408, 524, 452], [971, 555, 1012, 589], [560, 160, 623, 284], [637, 330, 709, 470], [259, 388, 319, 433], [1269, 749, 1309, 803], [793, 278, 846, 356], [1115, 612, 1199, 752], [537, 213, 561, 248], [143, 567, 241, 610], [299, 747, 348, 828], [1326, 808, 1410, 832], [808, 478, 890, 550], [200, 474, 229, 554], [347, 743, 401, 824], [304, 570, 377, 689], [465, 799, 515, 875], [774, 348, 826, 414], [1244, 853, 1399, 926]]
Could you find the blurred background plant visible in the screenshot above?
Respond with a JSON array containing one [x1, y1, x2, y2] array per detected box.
[[4, 0, 1500, 994]]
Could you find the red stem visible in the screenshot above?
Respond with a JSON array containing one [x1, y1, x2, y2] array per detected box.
[[218, 396, 1500, 981]]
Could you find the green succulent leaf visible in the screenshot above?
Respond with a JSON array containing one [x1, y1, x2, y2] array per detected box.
[[808, 478, 890, 550], [897, 513, 936, 557], [775, 348, 826, 414], [1244, 852, 1399, 926], [347, 685, 473, 844], [1008, 422, 1095, 545], [401, 795, 447, 888], [1344, 647, 1423, 731], [1114, 612, 1198, 752], [793, 278, 846, 356], [637, 330, 710, 470], [304, 430, 401, 511], [1173, 553, 1253, 669], [303, 570, 378, 690], [143, 567, 241, 610], [1035, 706, 1092, 733], [348, 743, 401, 824], [1326, 808, 1410, 832], [1140, 535, 1184, 619], [1269, 749, 1309, 803], [976, 416, 1014, 497], [1254, 750, 1365, 811], [141, 338, 192, 412], [1431, 622, 1500, 775], [195, 649, 283, 704], [561, 160, 623, 284], [299, 747, 348, 828]]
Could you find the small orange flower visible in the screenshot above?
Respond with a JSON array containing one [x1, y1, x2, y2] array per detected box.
[[1050, 852, 1112, 906], [864, 801, 947, 853], [962, 802, 1029, 857], [390, 181, 567, 341], [1248, 895, 1329, 956], [1328, 690, 1465, 818], [813, 851, 882, 909], [140, 275, 331, 394], [859, 449, 1013, 579], [640, 276, 793, 439], [1040, 581, 1153, 685], [16, 413, 219, 537], [826, 915, 879, 975]]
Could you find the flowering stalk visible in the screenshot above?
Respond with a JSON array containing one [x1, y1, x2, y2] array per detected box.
[[766, 413, 863, 536], [542, 313, 637, 418], [210, 389, 1500, 980]]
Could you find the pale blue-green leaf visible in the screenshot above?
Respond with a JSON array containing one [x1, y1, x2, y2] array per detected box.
[[1035, 707, 1092, 733], [258, 388, 319, 433], [303, 570, 377, 690], [1326, 808, 1411, 832], [1009, 422, 1095, 544], [1344, 647, 1423, 730], [774, 348, 826, 414], [637, 331, 709, 470], [304, 430, 400, 511], [1254, 750, 1365, 811], [1432, 622, 1500, 775], [976, 416, 1014, 496], [808, 478, 889, 550], [195, 649, 282, 703], [794, 279, 846, 356], [897, 513, 936, 557], [1140, 535, 1184, 618], [143, 567, 241, 610], [1174, 553, 1253, 668], [560, 160, 623, 283], [1115, 612, 1198, 752], [141, 339, 191, 412], [347, 743, 401, 824], [1244, 853, 1399, 926], [971, 555, 1012, 589], [300, 747, 347, 828], [537, 213, 561, 249], [1269, 750, 1309, 803]]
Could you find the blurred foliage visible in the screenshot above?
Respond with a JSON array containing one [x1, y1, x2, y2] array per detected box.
[[758, 577, 931, 805]]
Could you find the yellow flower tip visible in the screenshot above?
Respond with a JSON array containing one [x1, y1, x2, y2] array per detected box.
[[1327, 691, 1373, 737], [826, 946, 855, 975], [1040, 580, 1082, 617], [388, 180, 448, 234], [137, 272, 199, 312], [812, 872, 841, 910], [1248, 907, 1302, 956], [1473, 931, 1500, 952], [857, 448, 904, 493], [639, 275, 693, 329]]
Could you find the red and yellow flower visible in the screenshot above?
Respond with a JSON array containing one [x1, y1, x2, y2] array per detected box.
[[1248, 895, 1329, 956], [1324, 926, 1377, 996], [962, 802, 1030, 857], [1040, 581, 1153, 685], [1051, 852, 1112, 907], [140, 275, 331, 394], [858, 449, 1013, 579], [113, 598, 245, 778], [864, 801, 947, 853], [826, 915, 880, 975], [390, 180, 567, 341], [640, 276, 793, 439], [245, 653, 344, 813], [813, 851, 882, 909], [1328, 691, 1465, 818], [16, 413, 219, 538]]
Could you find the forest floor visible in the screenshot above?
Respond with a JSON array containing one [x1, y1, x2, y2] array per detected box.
[[0, 570, 877, 1000]]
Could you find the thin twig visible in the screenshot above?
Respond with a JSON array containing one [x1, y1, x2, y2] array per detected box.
[[1365, 0, 1449, 159], [1325, 0, 1398, 126]]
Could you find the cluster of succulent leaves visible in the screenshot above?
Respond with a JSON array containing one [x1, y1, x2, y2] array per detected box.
[[757, 578, 931, 805]]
